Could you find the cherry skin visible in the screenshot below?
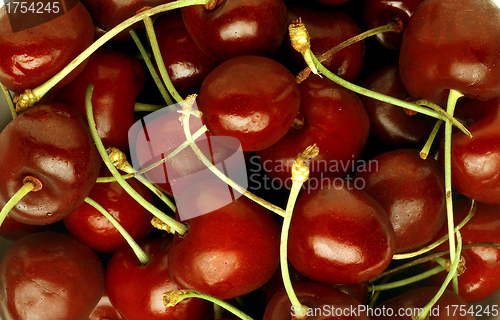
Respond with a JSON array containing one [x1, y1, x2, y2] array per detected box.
[[0, 2, 95, 93], [353, 149, 446, 253], [88, 290, 125, 320], [399, 0, 500, 106], [197, 55, 301, 152], [0, 214, 44, 241], [256, 76, 370, 189], [51, 47, 146, 152], [362, 0, 424, 50], [0, 102, 102, 225], [167, 179, 281, 300], [0, 232, 106, 320], [288, 178, 396, 284], [181, 0, 288, 62], [263, 281, 370, 320], [105, 237, 214, 320], [63, 167, 154, 253]]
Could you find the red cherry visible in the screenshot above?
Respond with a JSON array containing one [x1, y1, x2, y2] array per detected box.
[[0, 102, 102, 225], [197, 55, 301, 152], [167, 179, 281, 300], [399, 0, 500, 106], [0, 232, 105, 320], [63, 167, 154, 253], [52, 47, 146, 152], [0, 213, 44, 241], [181, 0, 288, 62], [106, 237, 214, 320], [288, 178, 395, 284], [353, 149, 446, 253], [0, 2, 94, 93]]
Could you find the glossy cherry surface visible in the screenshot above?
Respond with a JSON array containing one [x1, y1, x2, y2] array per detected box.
[[181, 0, 288, 62], [106, 237, 214, 320], [88, 290, 126, 320], [288, 178, 395, 284], [399, 0, 500, 106], [0, 2, 94, 93], [0, 102, 102, 225], [168, 179, 281, 300], [63, 167, 154, 253], [197, 55, 301, 152], [0, 232, 105, 320], [354, 149, 446, 253]]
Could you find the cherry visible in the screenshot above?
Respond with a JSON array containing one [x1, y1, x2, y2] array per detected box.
[[167, 179, 281, 300], [0, 214, 44, 241], [0, 231, 105, 320], [0, 102, 102, 225], [197, 55, 301, 152], [106, 237, 214, 320], [353, 148, 446, 254], [263, 281, 370, 320], [256, 76, 370, 189], [51, 47, 146, 152], [63, 167, 154, 253], [362, 0, 424, 50], [181, 0, 288, 62], [287, 178, 395, 285], [0, 2, 95, 93], [88, 290, 126, 320], [399, 0, 500, 106]]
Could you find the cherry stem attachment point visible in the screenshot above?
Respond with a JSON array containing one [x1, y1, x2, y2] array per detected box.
[[163, 290, 254, 320], [0, 178, 40, 229], [84, 197, 150, 265]]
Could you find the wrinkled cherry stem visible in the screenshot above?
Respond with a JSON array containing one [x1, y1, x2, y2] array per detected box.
[[0, 177, 41, 228], [179, 95, 286, 217], [84, 197, 150, 265], [163, 290, 254, 320], [1, 83, 16, 119], [13, 0, 211, 111], [281, 145, 319, 320], [85, 84, 188, 236]]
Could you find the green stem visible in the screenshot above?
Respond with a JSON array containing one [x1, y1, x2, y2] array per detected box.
[[0, 181, 35, 228], [134, 102, 166, 112], [420, 120, 443, 160], [84, 197, 150, 265], [143, 16, 183, 103], [1, 83, 16, 119], [130, 30, 174, 106], [163, 290, 254, 320], [85, 84, 188, 235], [371, 265, 445, 292]]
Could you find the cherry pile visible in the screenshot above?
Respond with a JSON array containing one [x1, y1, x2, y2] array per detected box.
[[0, 0, 500, 319]]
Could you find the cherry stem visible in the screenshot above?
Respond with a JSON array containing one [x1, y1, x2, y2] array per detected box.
[[415, 231, 463, 320], [392, 200, 475, 260], [107, 147, 176, 213], [368, 275, 392, 309], [84, 197, 150, 265], [296, 20, 402, 83], [0, 180, 38, 228], [163, 290, 254, 320], [179, 95, 286, 217], [415, 99, 470, 137], [143, 15, 184, 103], [134, 102, 166, 112], [371, 265, 446, 292], [14, 0, 211, 111], [85, 84, 188, 236], [0, 83, 16, 119], [443, 89, 465, 294], [280, 145, 319, 318], [130, 30, 174, 106], [419, 120, 443, 160]]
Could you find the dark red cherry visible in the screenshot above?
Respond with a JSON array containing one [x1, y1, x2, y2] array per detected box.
[[288, 178, 395, 284], [399, 0, 500, 106], [63, 167, 154, 253], [0, 2, 94, 93], [181, 0, 288, 62], [353, 149, 446, 253], [264, 281, 370, 320], [51, 47, 146, 152], [88, 290, 126, 320], [168, 179, 281, 300], [371, 287, 475, 320], [256, 76, 370, 189], [0, 213, 44, 241], [362, 0, 424, 50], [106, 237, 214, 320], [0, 232, 105, 320], [0, 102, 102, 225], [197, 55, 301, 152]]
